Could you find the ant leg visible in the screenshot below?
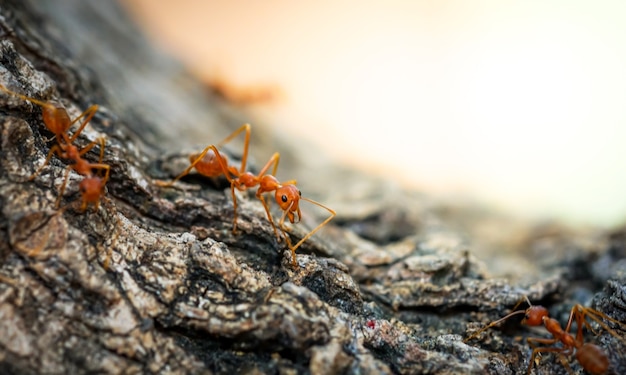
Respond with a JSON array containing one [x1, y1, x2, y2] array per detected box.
[[97, 137, 106, 163], [464, 304, 530, 343], [276, 203, 291, 233], [257, 193, 281, 242], [283, 197, 336, 266], [247, 153, 284, 236], [54, 166, 73, 209], [93, 137, 107, 178], [526, 336, 562, 351], [197, 145, 245, 232], [516, 295, 533, 311], [209, 145, 237, 182], [573, 305, 626, 343], [29, 144, 63, 180], [276, 206, 298, 267], [560, 305, 584, 344], [254, 152, 282, 178], [157, 144, 217, 187], [0, 84, 52, 107], [67, 105, 99, 144], [88, 163, 111, 183], [230, 182, 240, 233], [284, 234, 297, 268], [526, 344, 570, 375], [76, 136, 106, 161], [161, 144, 238, 187], [215, 123, 251, 174]]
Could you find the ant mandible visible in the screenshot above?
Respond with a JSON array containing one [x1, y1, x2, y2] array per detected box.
[[464, 296, 626, 375], [159, 123, 336, 268]]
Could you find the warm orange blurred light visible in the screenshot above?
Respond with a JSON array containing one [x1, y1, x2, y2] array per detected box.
[[123, 0, 626, 228]]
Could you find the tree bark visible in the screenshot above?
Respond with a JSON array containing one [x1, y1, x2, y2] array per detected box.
[[0, 1, 625, 374]]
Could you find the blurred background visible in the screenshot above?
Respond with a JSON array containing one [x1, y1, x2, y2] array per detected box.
[[122, 0, 626, 229]]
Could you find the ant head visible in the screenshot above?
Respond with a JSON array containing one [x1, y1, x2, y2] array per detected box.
[[79, 177, 105, 206], [275, 184, 301, 223], [522, 305, 549, 326]]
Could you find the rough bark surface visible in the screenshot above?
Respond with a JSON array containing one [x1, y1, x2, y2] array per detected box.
[[0, 1, 625, 374]]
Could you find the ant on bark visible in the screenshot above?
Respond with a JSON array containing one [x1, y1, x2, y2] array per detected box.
[[158, 123, 335, 268], [0, 83, 109, 211], [464, 296, 626, 375]]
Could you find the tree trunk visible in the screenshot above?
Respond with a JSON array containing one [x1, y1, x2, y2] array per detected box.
[[0, 1, 624, 374]]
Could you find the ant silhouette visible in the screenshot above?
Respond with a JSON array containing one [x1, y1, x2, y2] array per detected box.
[[159, 123, 335, 268], [0, 83, 109, 211], [465, 296, 626, 375]]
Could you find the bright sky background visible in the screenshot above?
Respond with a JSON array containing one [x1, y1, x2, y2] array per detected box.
[[123, 0, 626, 228]]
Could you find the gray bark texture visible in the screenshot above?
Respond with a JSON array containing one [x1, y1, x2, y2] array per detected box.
[[0, 1, 625, 374]]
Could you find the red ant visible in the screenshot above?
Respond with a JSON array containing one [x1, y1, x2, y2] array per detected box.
[[159, 123, 336, 268], [1, 83, 115, 268], [465, 296, 626, 375], [0, 83, 109, 210]]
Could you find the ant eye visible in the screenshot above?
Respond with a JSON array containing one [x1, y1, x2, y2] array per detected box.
[[281, 195, 288, 202], [298, 190, 301, 196]]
